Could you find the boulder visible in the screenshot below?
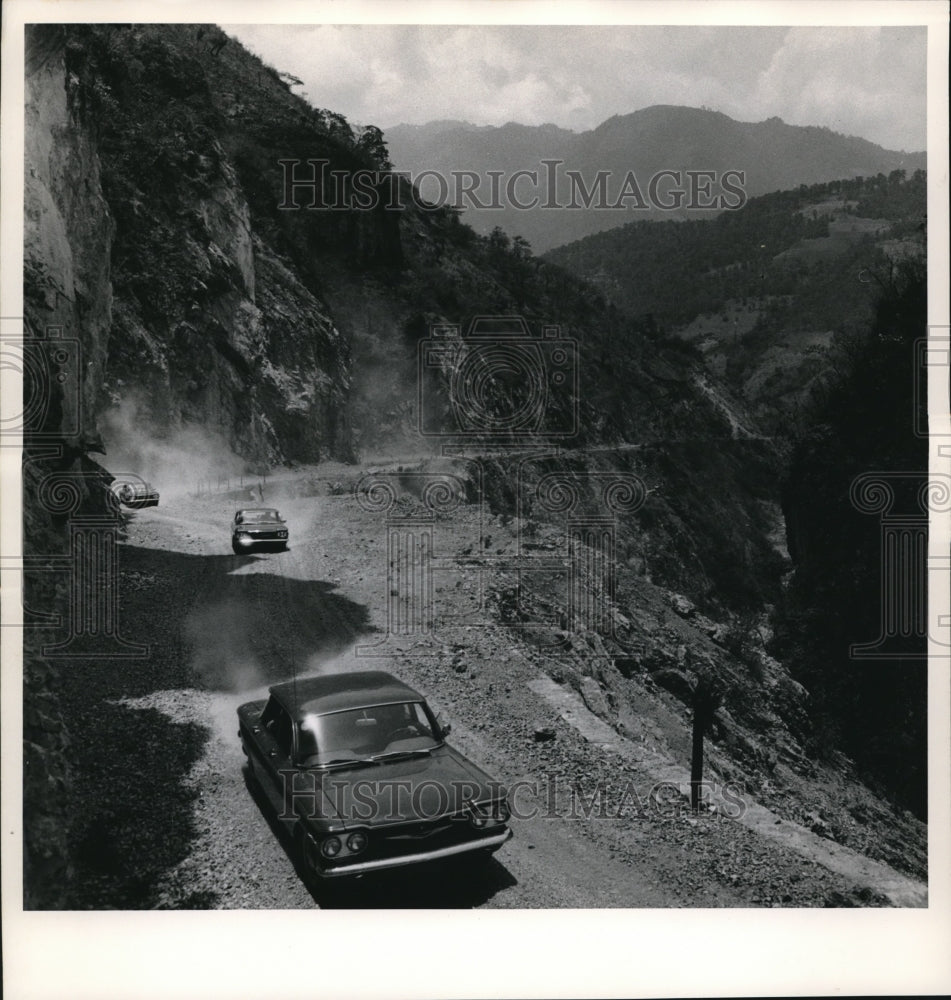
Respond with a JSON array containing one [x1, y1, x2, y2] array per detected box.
[[579, 676, 612, 719]]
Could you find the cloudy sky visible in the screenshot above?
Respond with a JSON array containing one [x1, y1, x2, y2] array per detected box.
[[224, 23, 927, 152]]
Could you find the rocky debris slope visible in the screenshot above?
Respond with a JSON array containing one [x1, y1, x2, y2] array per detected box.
[[348, 458, 927, 885]]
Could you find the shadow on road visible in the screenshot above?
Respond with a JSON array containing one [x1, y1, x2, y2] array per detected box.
[[243, 767, 518, 909], [46, 544, 374, 909], [108, 544, 374, 694], [64, 702, 209, 909]]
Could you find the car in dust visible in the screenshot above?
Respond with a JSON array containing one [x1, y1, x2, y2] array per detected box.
[[231, 507, 288, 553], [109, 475, 160, 509], [237, 671, 512, 881]]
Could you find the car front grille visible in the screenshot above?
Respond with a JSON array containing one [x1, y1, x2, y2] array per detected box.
[[368, 815, 490, 860], [385, 820, 455, 841]]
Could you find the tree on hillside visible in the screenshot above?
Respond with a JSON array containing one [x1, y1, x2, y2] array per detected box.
[[356, 125, 391, 170], [774, 256, 928, 817]]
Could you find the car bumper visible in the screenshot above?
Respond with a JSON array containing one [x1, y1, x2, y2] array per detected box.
[[125, 496, 160, 508], [317, 827, 512, 878]]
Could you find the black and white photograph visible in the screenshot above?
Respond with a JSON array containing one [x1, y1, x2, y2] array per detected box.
[[2, 1, 949, 997]]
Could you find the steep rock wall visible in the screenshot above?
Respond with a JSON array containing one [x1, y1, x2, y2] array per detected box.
[[23, 25, 117, 908]]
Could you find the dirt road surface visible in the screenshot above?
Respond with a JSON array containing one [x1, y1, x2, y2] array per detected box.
[[58, 466, 920, 908]]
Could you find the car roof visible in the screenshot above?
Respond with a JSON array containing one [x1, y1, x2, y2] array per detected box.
[[269, 671, 424, 718], [234, 508, 280, 515]]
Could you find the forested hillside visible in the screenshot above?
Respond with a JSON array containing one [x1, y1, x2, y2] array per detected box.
[[777, 260, 928, 816], [546, 172, 926, 431], [545, 172, 925, 327]]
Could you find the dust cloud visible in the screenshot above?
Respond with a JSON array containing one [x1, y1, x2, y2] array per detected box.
[[183, 601, 371, 693], [304, 646, 383, 678], [101, 396, 247, 498]]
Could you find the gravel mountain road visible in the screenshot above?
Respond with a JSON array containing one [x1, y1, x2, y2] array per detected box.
[[58, 467, 921, 909]]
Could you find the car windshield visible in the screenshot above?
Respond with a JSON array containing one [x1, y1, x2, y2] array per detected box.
[[237, 510, 281, 524], [297, 702, 441, 766]]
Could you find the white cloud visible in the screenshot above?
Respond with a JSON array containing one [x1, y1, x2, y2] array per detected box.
[[750, 27, 925, 149], [223, 24, 926, 150]]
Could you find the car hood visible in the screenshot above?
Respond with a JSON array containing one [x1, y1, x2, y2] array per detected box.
[[308, 746, 503, 828]]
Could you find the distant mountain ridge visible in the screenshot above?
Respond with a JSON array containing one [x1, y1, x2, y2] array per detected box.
[[385, 106, 926, 252]]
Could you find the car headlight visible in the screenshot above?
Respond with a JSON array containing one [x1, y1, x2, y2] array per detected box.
[[346, 832, 368, 854], [320, 836, 342, 858]]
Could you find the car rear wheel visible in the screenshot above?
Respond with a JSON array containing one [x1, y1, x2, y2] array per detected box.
[[232, 539, 242, 554]]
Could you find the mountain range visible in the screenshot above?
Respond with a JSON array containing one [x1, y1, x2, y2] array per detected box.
[[385, 107, 926, 252]]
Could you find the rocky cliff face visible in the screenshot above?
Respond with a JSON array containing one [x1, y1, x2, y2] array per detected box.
[[26, 25, 773, 476], [25, 26, 115, 450], [23, 25, 117, 907], [60, 25, 362, 468]]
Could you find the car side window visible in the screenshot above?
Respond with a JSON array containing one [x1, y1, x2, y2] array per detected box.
[[260, 697, 279, 728], [261, 699, 293, 758], [410, 703, 436, 739], [272, 711, 293, 757]]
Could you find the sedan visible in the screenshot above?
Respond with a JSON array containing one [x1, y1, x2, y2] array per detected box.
[[237, 671, 512, 881], [231, 507, 288, 553], [109, 475, 160, 509]]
